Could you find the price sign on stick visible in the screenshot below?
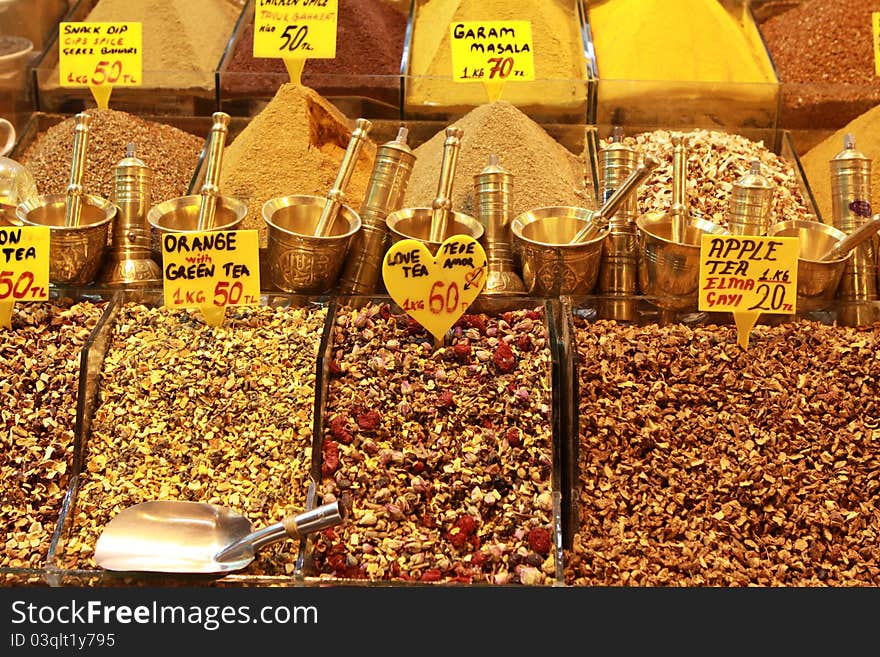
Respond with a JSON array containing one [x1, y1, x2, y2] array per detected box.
[[161, 230, 261, 328], [0, 226, 50, 329], [699, 234, 799, 349], [252, 0, 338, 85], [873, 13, 880, 76], [58, 22, 142, 110], [450, 21, 535, 103], [382, 235, 487, 344]]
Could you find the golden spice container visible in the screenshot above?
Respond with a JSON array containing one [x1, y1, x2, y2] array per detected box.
[[596, 127, 639, 319], [97, 144, 162, 287], [337, 126, 416, 295], [727, 160, 774, 236], [474, 154, 525, 295], [830, 133, 877, 325]]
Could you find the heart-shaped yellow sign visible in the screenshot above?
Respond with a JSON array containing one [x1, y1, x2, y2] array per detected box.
[[382, 235, 488, 342]]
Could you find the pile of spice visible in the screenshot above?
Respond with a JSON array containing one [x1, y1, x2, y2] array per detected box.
[[1, 298, 107, 569], [566, 317, 880, 586], [54, 0, 242, 90], [219, 83, 376, 247], [222, 0, 407, 104], [404, 101, 593, 218], [405, 0, 587, 114], [800, 105, 880, 226], [759, 0, 880, 129], [20, 109, 204, 204], [63, 302, 327, 575], [590, 0, 775, 83], [588, 0, 778, 127], [309, 302, 557, 585], [601, 129, 814, 229]]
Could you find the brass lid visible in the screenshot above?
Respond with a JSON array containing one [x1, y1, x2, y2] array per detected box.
[[832, 133, 870, 163], [734, 160, 773, 190]]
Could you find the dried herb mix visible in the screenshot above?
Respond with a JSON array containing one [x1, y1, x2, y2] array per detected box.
[[566, 318, 880, 586], [64, 303, 327, 575], [311, 302, 556, 584], [1, 299, 107, 569]]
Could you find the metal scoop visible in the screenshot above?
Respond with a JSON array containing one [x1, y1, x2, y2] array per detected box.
[[94, 499, 347, 574]]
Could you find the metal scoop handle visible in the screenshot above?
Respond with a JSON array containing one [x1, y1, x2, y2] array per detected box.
[[429, 127, 464, 244], [197, 112, 232, 231], [820, 215, 880, 261], [313, 118, 373, 237], [213, 499, 347, 564], [569, 154, 659, 244], [65, 112, 91, 228], [671, 134, 687, 244]]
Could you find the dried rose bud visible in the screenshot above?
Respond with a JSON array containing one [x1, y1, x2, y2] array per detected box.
[[435, 390, 455, 409]]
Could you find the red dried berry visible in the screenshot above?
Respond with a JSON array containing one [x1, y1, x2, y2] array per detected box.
[[516, 334, 534, 352], [460, 314, 487, 334], [457, 515, 477, 535], [356, 410, 382, 431], [412, 461, 425, 474], [506, 427, 522, 447], [447, 528, 468, 548], [420, 569, 443, 582], [493, 343, 516, 373], [329, 415, 349, 439], [452, 341, 471, 361], [471, 551, 486, 566], [525, 310, 541, 320], [379, 304, 392, 320], [322, 440, 340, 477], [528, 527, 552, 555], [328, 359, 343, 376], [421, 514, 435, 529]]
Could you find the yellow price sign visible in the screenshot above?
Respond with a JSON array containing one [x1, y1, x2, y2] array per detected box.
[[699, 234, 799, 348], [382, 235, 487, 344], [450, 21, 535, 102], [161, 230, 261, 327], [58, 22, 142, 109], [253, 0, 338, 83], [874, 12, 880, 77], [0, 226, 50, 329]]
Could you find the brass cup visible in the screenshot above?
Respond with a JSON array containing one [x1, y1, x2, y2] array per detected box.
[[635, 211, 729, 310], [767, 219, 851, 313], [511, 206, 608, 296], [385, 207, 484, 256], [16, 193, 116, 285], [262, 194, 361, 294], [147, 194, 248, 264]]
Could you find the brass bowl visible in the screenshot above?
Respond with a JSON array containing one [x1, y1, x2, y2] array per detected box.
[[16, 193, 116, 285], [767, 219, 850, 312], [262, 194, 361, 294], [147, 194, 248, 265], [510, 206, 607, 296], [636, 211, 730, 311], [385, 207, 483, 256]]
